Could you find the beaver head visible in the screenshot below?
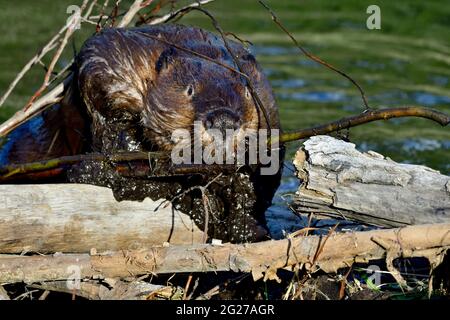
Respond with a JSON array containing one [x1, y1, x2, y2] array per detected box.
[[77, 25, 279, 153], [143, 47, 263, 151]]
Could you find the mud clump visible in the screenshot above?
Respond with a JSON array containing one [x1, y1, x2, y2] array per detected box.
[[68, 158, 282, 243]]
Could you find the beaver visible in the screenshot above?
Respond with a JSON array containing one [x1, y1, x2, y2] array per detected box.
[[0, 24, 283, 242]]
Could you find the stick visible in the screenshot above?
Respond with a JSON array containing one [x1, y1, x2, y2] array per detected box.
[[0, 151, 168, 179], [259, 0, 370, 109], [148, 0, 216, 25], [0, 222, 448, 284], [0, 18, 71, 108], [24, 0, 90, 110], [277, 106, 449, 144], [117, 0, 152, 28], [0, 76, 71, 137]]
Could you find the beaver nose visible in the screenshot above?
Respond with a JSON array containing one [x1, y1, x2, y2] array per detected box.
[[204, 108, 240, 133]]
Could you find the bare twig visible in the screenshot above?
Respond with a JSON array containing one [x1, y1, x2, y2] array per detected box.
[[96, 0, 110, 32], [339, 265, 353, 300], [118, 0, 153, 27], [110, 0, 122, 27], [1, 106, 447, 179], [0, 151, 168, 180], [310, 223, 339, 269], [147, 0, 215, 25], [276, 106, 450, 144], [183, 275, 193, 300], [38, 290, 51, 301], [165, 172, 223, 243], [48, 60, 74, 86], [24, 0, 90, 110], [224, 32, 253, 47], [0, 16, 70, 108], [0, 76, 70, 137], [259, 0, 370, 110]]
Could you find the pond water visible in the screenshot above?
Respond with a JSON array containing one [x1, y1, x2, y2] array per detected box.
[[256, 37, 450, 237]]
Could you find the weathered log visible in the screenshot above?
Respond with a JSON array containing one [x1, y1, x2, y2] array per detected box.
[[0, 184, 204, 253], [0, 222, 449, 284], [293, 135, 450, 227], [29, 279, 183, 300]]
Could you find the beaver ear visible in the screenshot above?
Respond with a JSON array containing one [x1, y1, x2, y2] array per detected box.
[[155, 47, 177, 73]]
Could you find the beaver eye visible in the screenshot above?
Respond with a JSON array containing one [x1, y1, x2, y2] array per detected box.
[[245, 87, 252, 100], [185, 85, 194, 97]]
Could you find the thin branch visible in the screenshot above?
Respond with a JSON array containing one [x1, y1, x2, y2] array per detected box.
[[0, 16, 70, 108], [224, 32, 253, 47], [110, 0, 122, 27], [310, 223, 339, 269], [48, 60, 74, 86], [259, 0, 370, 110], [117, 0, 154, 27], [0, 151, 169, 180], [96, 0, 110, 32], [24, 0, 90, 110], [147, 0, 216, 25], [276, 106, 450, 144], [165, 172, 223, 243], [0, 76, 70, 137], [183, 275, 193, 300]]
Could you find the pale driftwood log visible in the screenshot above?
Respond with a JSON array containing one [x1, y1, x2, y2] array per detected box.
[[0, 184, 204, 253], [293, 135, 450, 227], [0, 222, 449, 284]]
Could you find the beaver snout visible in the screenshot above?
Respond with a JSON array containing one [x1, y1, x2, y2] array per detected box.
[[203, 108, 241, 134]]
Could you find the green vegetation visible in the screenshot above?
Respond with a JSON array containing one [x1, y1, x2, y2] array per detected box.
[[0, 0, 449, 172]]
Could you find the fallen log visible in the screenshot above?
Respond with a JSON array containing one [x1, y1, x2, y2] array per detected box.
[[29, 279, 183, 300], [293, 135, 450, 227], [0, 222, 449, 284], [0, 184, 204, 253]]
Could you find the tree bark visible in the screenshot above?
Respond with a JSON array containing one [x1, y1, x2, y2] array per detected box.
[[0, 184, 204, 253], [0, 222, 449, 284], [293, 135, 450, 227]]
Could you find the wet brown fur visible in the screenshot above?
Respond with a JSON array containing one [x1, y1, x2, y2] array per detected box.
[[77, 24, 280, 153], [2, 24, 280, 166]]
